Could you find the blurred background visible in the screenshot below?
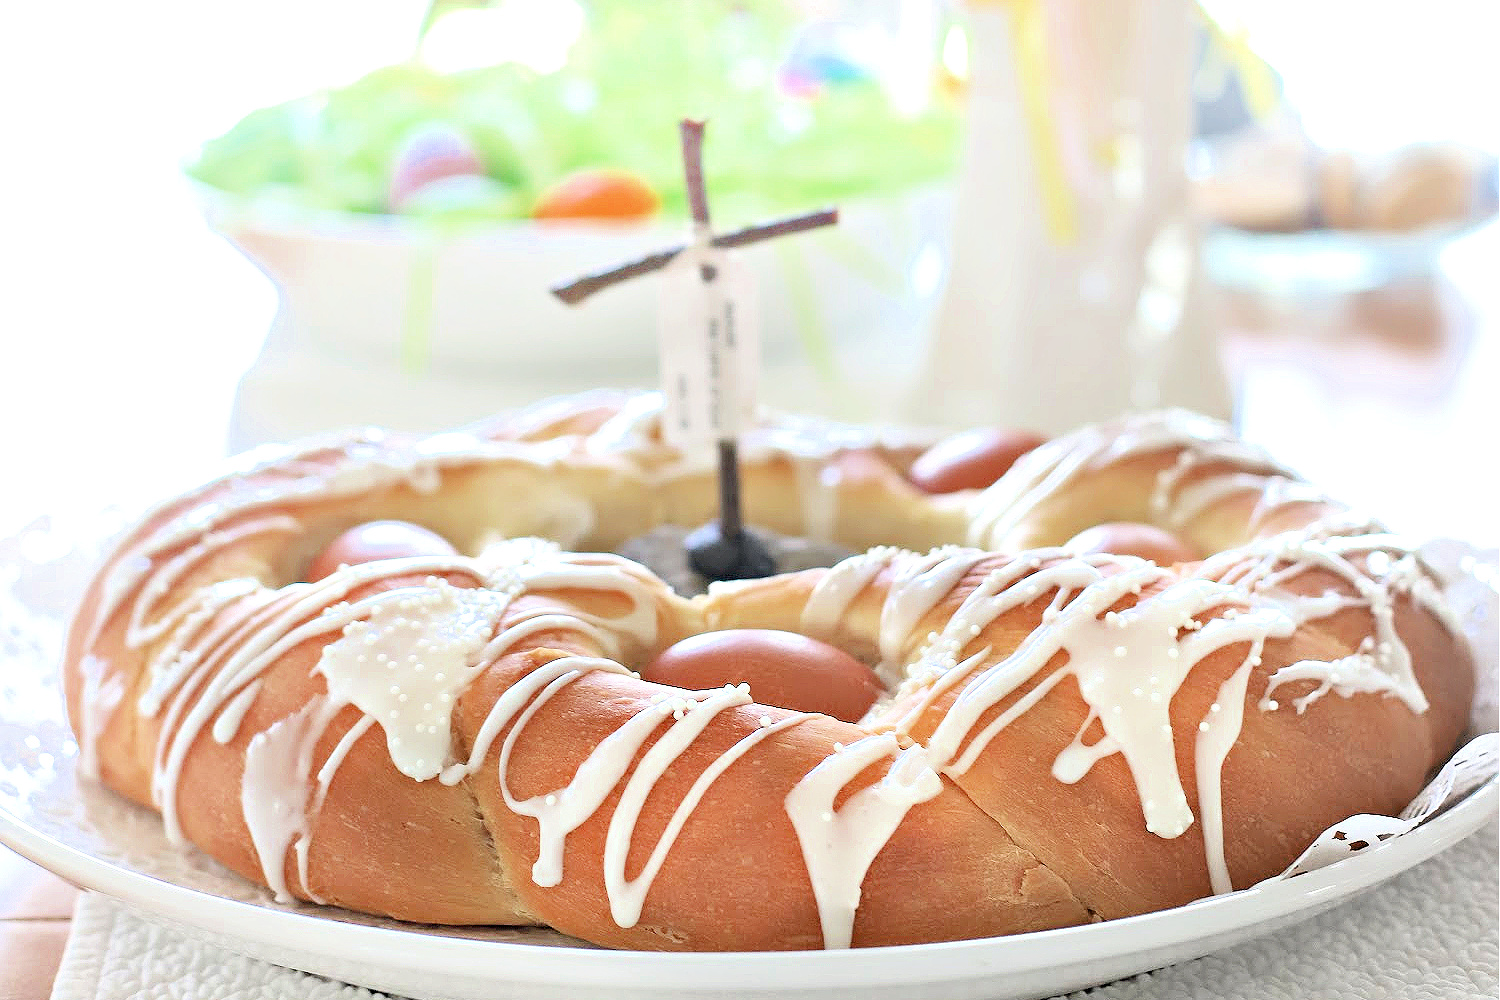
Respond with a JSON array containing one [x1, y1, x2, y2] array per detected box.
[[0, 0, 1496, 544]]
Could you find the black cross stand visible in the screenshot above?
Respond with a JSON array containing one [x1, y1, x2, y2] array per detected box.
[[552, 119, 838, 582]]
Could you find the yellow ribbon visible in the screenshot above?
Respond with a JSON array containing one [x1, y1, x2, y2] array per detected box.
[[967, 0, 1282, 244], [971, 0, 1077, 245], [1196, 3, 1280, 122]]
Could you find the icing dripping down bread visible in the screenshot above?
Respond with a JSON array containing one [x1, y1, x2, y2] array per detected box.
[[63, 392, 1474, 950]]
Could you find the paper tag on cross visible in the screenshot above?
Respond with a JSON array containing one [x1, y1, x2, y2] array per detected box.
[[655, 245, 759, 452]]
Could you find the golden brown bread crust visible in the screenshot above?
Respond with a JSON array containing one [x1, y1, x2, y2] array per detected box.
[[462, 649, 1088, 949], [63, 393, 1475, 950]]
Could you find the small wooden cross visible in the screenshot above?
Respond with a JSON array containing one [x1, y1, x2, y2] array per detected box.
[[552, 119, 838, 582]]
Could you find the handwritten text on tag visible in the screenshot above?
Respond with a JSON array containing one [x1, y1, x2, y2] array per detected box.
[[656, 248, 759, 452]]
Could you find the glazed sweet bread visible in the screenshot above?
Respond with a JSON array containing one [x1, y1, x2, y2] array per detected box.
[[64, 391, 1474, 950]]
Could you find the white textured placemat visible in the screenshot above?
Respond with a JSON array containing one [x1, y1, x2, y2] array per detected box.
[[50, 820, 1498, 1000]]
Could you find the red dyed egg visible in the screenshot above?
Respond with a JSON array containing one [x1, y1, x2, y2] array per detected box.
[[641, 629, 882, 723], [532, 168, 660, 221], [909, 428, 1047, 494], [306, 520, 458, 582], [1066, 522, 1200, 566]]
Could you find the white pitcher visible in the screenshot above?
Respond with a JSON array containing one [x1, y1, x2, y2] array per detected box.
[[911, 0, 1232, 433]]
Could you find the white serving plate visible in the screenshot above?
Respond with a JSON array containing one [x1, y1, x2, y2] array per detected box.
[[1, 518, 1495, 1000], [1, 765, 1491, 1000]]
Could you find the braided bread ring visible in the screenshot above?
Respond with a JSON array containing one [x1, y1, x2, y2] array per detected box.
[[64, 392, 1473, 950]]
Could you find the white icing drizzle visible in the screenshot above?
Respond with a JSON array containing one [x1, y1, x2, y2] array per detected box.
[[1247, 476, 1332, 534], [147, 534, 677, 910], [579, 390, 931, 485], [877, 547, 989, 681], [294, 713, 376, 901], [151, 559, 480, 841], [240, 698, 324, 902], [967, 410, 1254, 548], [1202, 528, 1443, 715], [584, 392, 670, 457], [212, 679, 262, 744], [906, 558, 1294, 838], [437, 614, 612, 782], [138, 578, 262, 717], [84, 430, 456, 651], [804, 545, 992, 690], [1194, 651, 1259, 894], [1164, 472, 1272, 532], [784, 736, 943, 949], [865, 527, 1452, 894], [485, 651, 813, 931], [148, 588, 295, 828], [1148, 441, 1291, 529], [500, 659, 637, 885], [600, 692, 805, 929], [793, 457, 841, 542], [801, 548, 898, 635], [965, 409, 1309, 552], [125, 517, 300, 650], [315, 581, 510, 781]]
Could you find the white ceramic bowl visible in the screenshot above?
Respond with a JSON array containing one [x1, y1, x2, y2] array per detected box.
[[197, 184, 956, 447]]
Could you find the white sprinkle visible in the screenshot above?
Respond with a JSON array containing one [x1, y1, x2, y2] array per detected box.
[[833, 742, 844, 752], [759, 715, 773, 727], [545, 794, 557, 806], [1115, 646, 1128, 657], [1210, 703, 1221, 713], [1199, 721, 1210, 731], [1267, 699, 1280, 710]]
